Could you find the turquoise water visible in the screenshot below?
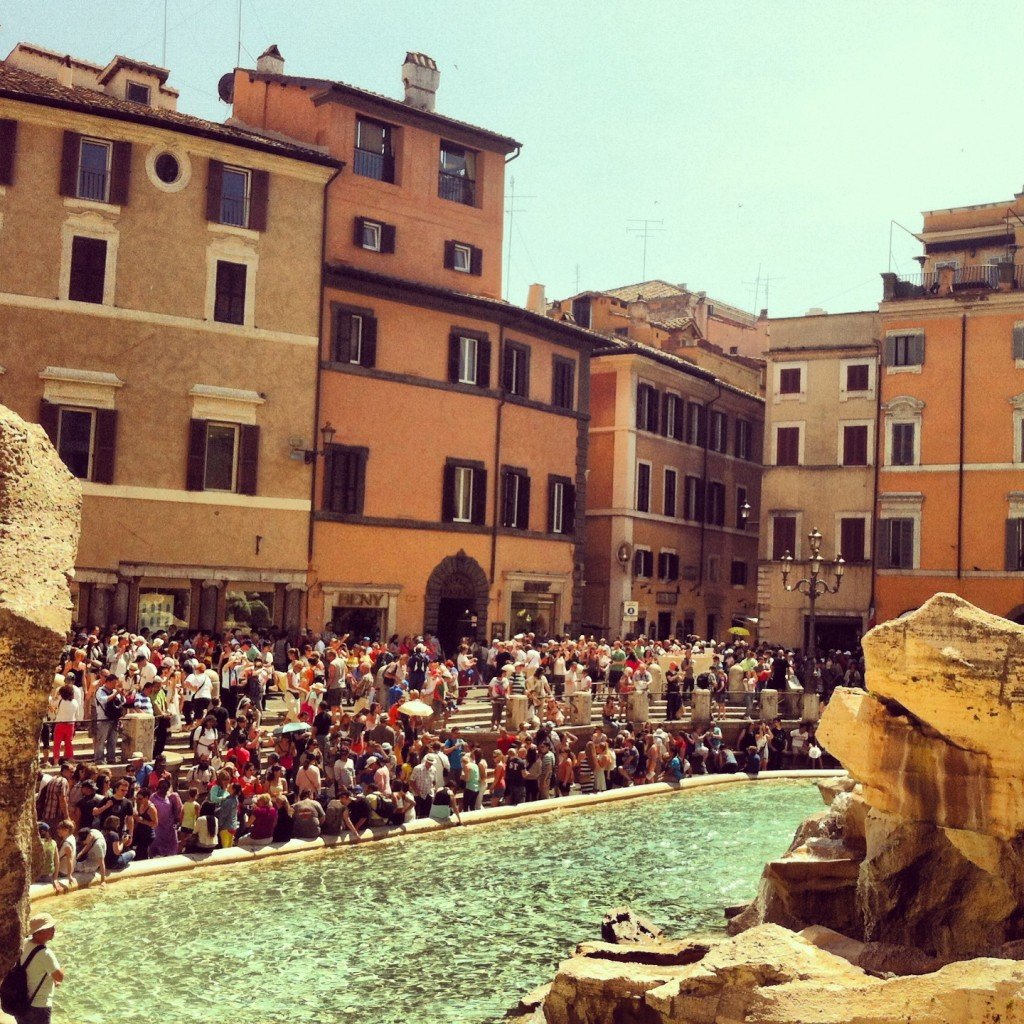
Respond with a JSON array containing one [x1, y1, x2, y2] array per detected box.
[[52, 781, 820, 1024]]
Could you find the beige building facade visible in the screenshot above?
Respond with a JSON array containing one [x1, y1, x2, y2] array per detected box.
[[0, 45, 338, 632], [757, 310, 880, 650]]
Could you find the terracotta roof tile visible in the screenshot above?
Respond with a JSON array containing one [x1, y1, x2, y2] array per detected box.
[[603, 280, 686, 301]]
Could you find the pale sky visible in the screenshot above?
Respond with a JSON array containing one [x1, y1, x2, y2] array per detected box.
[[4, 1, 1024, 317]]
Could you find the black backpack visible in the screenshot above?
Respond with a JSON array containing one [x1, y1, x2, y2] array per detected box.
[[0, 945, 46, 1015], [104, 691, 126, 721]]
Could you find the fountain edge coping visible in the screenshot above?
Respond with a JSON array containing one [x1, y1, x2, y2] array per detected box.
[[31, 769, 843, 905]]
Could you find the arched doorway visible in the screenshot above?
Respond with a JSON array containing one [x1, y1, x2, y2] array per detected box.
[[1005, 605, 1024, 626], [424, 550, 489, 658]]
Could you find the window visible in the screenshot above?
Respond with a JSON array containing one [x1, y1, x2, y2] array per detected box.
[[332, 307, 377, 368], [662, 394, 683, 440], [730, 560, 748, 587], [707, 555, 721, 584], [633, 549, 654, 579], [735, 419, 753, 460], [354, 117, 395, 183], [636, 462, 651, 512], [68, 236, 107, 304], [571, 297, 591, 329], [187, 419, 259, 495], [154, 152, 181, 184], [1013, 324, 1024, 363], [663, 468, 677, 517], [685, 402, 705, 445], [220, 166, 249, 227], [881, 518, 915, 568], [358, 219, 380, 251], [736, 485, 748, 530], [885, 332, 925, 368], [658, 551, 680, 581], [778, 367, 802, 394], [683, 475, 704, 521], [323, 445, 367, 515], [840, 517, 867, 563], [548, 475, 575, 535], [776, 426, 800, 466], [125, 81, 151, 105], [77, 138, 110, 201], [842, 424, 869, 466], [439, 141, 476, 205], [1006, 518, 1024, 571], [0, 119, 17, 186], [442, 460, 486, 525], [502, 342, 530, 398], [710, 410, 728, 453], [636, 383, 659, 432], [705, 481, 725, 525], [353, 216, 395, 252], [772, 515, 797, 559], [213, 260, 247, 325], [56, 407, 94, 479], [448, 332, 490, 388], [552, 357, 575, 410], [444, 240, 482, 275], [206, 160, 268, 231], [891, 423, 915, 466], [846, 363, 870, 392], [501, 468, 531, 529]]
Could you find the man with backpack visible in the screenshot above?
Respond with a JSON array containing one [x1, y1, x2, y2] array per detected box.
[[93, 675, 124, 765], [1, 912, 64, 1023]]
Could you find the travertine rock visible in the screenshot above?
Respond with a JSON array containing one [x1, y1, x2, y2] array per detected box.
[[0, 406, 80, 974], [600, 907, 664, 944]]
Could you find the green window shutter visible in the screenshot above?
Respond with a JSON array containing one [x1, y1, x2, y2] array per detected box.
[[911, 333, 925, 366], [883, 336, 895, 366]]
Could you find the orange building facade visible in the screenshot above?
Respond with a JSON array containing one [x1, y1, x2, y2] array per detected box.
[[229, 50, 595, 649], [877, 192, 1024, 623]]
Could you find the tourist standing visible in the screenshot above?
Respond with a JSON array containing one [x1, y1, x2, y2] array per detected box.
[[10, 913, 64, 1024]]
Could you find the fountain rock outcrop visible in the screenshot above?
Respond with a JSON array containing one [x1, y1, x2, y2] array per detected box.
[[0, 406, 79, 974]]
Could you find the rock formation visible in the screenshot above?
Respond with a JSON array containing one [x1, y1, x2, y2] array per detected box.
[[0, 406, 79, 973], [733, 593, 1024, 958]]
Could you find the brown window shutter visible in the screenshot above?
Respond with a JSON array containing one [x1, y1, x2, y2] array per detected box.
[[0, 119, 18, 186], [380, 223, 396, 254], [353, 217, 366, 247], [205, 159, 224, 222], [442, 463, 456, 521], [333, 310, 352, 363], [476, 338, 491, 389], [38, 399, 60, 445], [361, 316, 377, 367], [447, 333, 461, 382], [470, 246, 483, 276], [92, 408, 118, 484], [109, 141, 132, 205], [248, 169, 269, 231], [186, 418, 207, 490], [59, 131, 81, 197], [238, 424, 260, 495], [443, 240, 456, 270], [565, 484, 576, 534], [471, 467, 487, 524], [517, 473, 531, 530]]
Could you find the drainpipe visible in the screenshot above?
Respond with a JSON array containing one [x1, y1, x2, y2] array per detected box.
[[957, 313, 967, 579], [490, 323, 507, 587], [305, 164, 344, 631], [696, 382, 724, 594], [868, 341, 882, 626]]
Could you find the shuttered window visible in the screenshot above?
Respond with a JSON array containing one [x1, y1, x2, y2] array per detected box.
[[710, 410, 728, 452], [705, 481, 726, 525], [547, 475, 575, 535], [214, 261, 247, 324], [884, 333, 925, 368], [636, 384, 659, 432], [186, 419, 258, 494], [500, 468, 531, 529], [1006, 519, 1024, 571], [891, 423, 915, 466], [353, 216, 396, 253], [39, 400, 117, 483], [502, 342, 530, 398], [683, 476, 704, 521], [685, 402, 706, 445], [776, 426, 800, 466], [880, 518, 914, 568], [448, 333, 490, 388], [633, 549, 654, 578], [442, 461, 487, 525], [846, 364, 870, 391], [636, 462, 651, 512], [323, 445, 368, 515], [664, 468, 677, 517], [68, 236, 107, 304], [661, 393, 683, 440], [1013, 324, 1024, 362], [772, 515, 797, 560], [840, 517, 867, 563], [658, 551, 680, 581], [552, 357, 575, 410], [778, 367, 802, 394], [59, 133, 131, 204], [730, 560, 748, 586], [443, 240, 482, 275], [206, 160, 268, 230], [333, 307, 377, 368], [734, 419, 752, 459], [0, 119, 18, 186], [842, 424, 869, 466]]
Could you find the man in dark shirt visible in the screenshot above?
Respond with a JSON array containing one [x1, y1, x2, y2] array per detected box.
[[73, 781, 101, 830], [770, 650, 789, 690], [505, 751, 526, 806], [339, 787, 371, 842], [92, 777, 135, 839]]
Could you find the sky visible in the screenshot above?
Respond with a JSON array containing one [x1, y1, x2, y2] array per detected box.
[[4, 1, 1024, 317]]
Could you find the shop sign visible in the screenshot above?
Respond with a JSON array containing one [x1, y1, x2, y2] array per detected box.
[[337, 592, 388, 608], [656, 591, 677, 605], [524, 581, 551, 593]]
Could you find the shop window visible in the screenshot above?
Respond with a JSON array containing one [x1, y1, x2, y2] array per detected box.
[[137, 588, 191, 632], [224, 589, 274, 631], [511, 587, 557, 638]]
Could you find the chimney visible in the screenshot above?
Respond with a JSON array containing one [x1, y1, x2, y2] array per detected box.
[[256, 45, 284, 75], [628, 297, 650, 323], [58, 54, 74, 88], [526, 284, 546, 315], [402, 52, 439, 111]]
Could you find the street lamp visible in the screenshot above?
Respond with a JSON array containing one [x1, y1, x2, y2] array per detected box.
[[303, 422, 337, 463], [780, 528, 845, 692]]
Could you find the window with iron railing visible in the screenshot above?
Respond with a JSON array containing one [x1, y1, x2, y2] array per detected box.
[[354, 118, 395, 183], [439, 142, 476, 205], [220, 167, 249, 227], [78, 139, 110, 201]]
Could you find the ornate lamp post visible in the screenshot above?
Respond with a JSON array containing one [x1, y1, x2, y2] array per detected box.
[[780, 528, 845, 692]]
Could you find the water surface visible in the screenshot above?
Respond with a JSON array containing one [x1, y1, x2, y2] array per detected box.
[[53, 780, 819, 1024]]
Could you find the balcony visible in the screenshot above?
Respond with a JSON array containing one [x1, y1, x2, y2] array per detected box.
[[438, 170, 475, 206], [353, 147, 395, 183], [882, 262, 1024, 300]]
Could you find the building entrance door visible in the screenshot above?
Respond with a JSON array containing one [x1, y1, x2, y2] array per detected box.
[[424, 550, 490, 658], [331, 605, 384, 642], [436, 598, 477, 659], [657, 611, 672, 639], [804, 615, 863, 654]]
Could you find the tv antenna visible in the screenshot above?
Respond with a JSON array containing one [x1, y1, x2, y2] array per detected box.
[[504, 176, 535, 301], [626, 219, 664, 281], [743, 265, 785, 313]]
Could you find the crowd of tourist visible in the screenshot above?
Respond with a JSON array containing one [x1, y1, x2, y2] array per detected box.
[[32, 625, 850, 890]]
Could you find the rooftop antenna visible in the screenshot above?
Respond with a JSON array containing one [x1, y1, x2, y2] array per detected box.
[[574, 263, 581, 294], [888, 219, 920, 274], [162, 0, 168, 66], [626, 219, 664, 281], [743, 266, 785, 314], [236, 0, 242, 68], [504, 175, 535, 301]]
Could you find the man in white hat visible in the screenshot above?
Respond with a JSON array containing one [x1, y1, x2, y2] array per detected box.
[[13, 912, 63, 1022]]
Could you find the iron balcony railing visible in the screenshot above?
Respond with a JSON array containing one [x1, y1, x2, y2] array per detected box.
[[219, 195, 248, 228], [438, 170, 475, 206], [886, 263, 1012, 299], [77, 169, 108, 202], [353, 147, 395, 182]]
